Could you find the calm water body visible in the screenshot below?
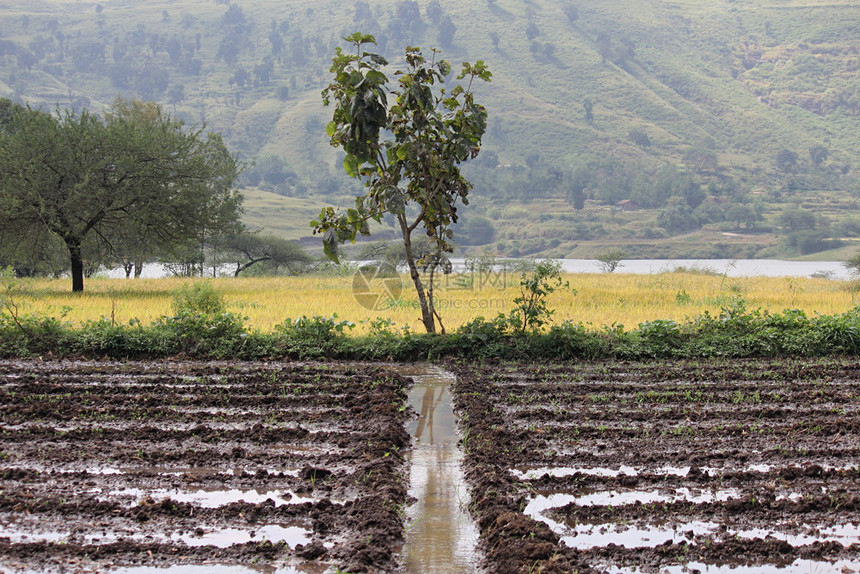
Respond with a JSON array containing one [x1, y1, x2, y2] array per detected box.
[[112, 259, 852, 280], [555, 258, 851, 279]]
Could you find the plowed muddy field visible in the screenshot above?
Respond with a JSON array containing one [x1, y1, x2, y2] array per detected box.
[[454, 358, 860, 574], [2, 358, 859, 574], [0, 360, 410, 574]]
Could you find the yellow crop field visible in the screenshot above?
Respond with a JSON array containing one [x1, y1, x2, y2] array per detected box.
[[6, 272, 858, 334]]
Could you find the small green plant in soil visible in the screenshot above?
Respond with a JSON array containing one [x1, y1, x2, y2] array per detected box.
[[507, 260, 576, 335]]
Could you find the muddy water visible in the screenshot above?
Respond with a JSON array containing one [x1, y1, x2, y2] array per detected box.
[[0, 523, 313, 549], [395, 364, 479, 573]]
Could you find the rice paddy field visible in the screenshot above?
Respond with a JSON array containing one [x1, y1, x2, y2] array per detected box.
[[5, 271, 858, 334]]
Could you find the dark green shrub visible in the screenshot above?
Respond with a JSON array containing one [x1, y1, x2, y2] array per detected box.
[[171, 282, 226, 316], [153, 283, 247, 356], [457, 315, 508, 339], [0, 312, 72, 357], [813, 308, 860, 354], [452, 315, 513, 358], [633, 319, 684, 357], [75, 318, 163, 358], [273, 314, 354, 358], [540, 320, 605, 359]]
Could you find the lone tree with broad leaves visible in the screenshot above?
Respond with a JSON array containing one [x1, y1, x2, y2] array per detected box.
[[312, 33, 491, 334]]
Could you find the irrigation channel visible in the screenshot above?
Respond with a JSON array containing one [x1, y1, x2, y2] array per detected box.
[[396, 364, 480, 573]]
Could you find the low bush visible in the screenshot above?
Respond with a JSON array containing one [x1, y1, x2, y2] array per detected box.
[[272, 314, 355, 359], [0, 312, 74, 357], [151, 283, 248, 357]]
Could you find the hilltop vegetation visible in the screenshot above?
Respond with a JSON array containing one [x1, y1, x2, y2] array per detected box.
[[0, 0, 858, 259]]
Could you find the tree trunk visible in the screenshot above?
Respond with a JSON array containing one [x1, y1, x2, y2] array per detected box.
[[427, 253, 445, 335], [398, 215, 435, 333], [68, 241, 85, 292], [407, 257, 435, 334]]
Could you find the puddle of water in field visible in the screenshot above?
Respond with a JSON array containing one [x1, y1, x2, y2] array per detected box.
[[85, 466, 304, 477], [512, 462, 859, 480], [0, 523, 312, 549], [524, 493, 860, 549], [524, 487, 813, 509], [172, 525, 312, 547], [100, 487, 328, 508], [170, 406, 342, 414], [554, 520, 860, 550], [395, 364, 479, 574], [527, 487, 743, 508], [513, 465, 670, 479], [4, 422, 342, 434], [87, 466, 126, 475], [607, 558, 860, 574], [3, 465, 304, 477]]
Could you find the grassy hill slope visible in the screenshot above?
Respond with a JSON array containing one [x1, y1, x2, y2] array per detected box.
[[1, 0, 858, 257]]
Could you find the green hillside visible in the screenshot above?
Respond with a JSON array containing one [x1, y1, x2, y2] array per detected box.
[[1, 0, 858, 259], [241, 188, 328, 237]]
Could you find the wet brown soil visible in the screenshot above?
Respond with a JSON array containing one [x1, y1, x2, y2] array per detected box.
[[452, 358, 860, 574], [0, 360, 411, 573], [3, 358, 859, 573]]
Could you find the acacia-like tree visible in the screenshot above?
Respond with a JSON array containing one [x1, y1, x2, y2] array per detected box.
[[844, 250, 860, 277], [0, 98, 243, 291], [312, 33, 490, 333], [595, 249, 626, 273], [227, 233, 311, 277]]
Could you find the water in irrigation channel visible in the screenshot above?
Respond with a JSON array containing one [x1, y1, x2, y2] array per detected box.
[[396, 364, 480, 573]]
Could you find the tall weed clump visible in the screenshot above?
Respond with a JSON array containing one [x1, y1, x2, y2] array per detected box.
[[73, 316, 178, 359], [272, 315, 355, 359], [448, 260, 586, 359], [809, 308, 860, 355], [0, 311, 72, 357], [622, 319, 685, 358], [525, 320, 609, 360], [662, 300, 860, 358], [153, 283, 247, 356]]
